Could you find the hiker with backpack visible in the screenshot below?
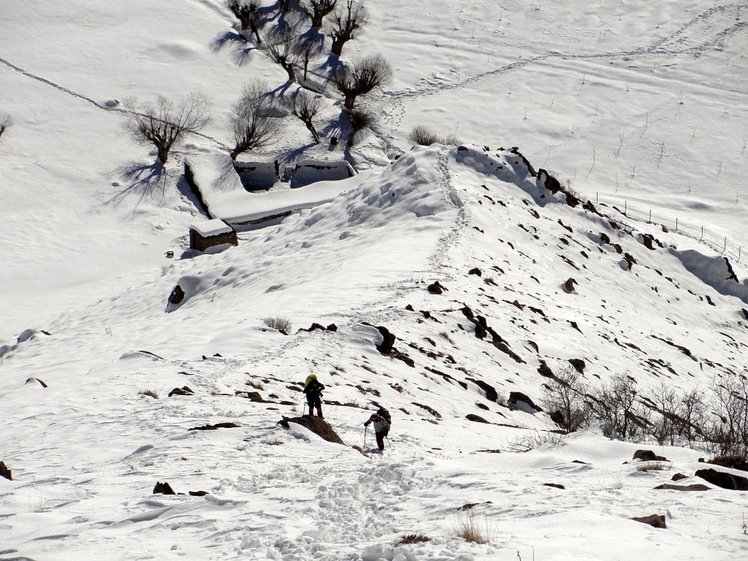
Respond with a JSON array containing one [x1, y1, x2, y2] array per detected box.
[[303, 374, 325, 418], [364, 407, 391, 452]]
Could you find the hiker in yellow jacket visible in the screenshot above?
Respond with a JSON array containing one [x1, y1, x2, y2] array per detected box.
[[303, 374, 325, 417]]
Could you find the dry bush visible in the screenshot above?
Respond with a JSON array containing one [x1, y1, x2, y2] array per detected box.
[[452, 511, 492, 544], [507, 430, 565, 453], [636, 462, 665, 472], [346, 107, 375, 146], [408, 125, 461, 147], [397, 534, 431, 545], [0, 113, 12, 140], [263, 316, 292, 335], [138, 389, 160, 399], [542, 365, 590, 434], [264, 438, 284, 446]]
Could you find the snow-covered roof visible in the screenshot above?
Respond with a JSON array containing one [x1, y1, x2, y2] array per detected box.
[[189, 218, 233, 237]]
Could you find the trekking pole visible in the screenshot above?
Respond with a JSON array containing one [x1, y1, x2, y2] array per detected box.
[[364, 426, 367, 449], [302, 402, 307, 417]]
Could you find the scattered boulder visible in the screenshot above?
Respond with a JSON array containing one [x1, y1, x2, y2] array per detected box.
[[235, 391, 264, 402], [169, 386, 194, 397], [153, 481, 176, 495], [632, 514, 666, 529], [188, 422, 241, 431], [465, 414, 490, 424], [654, 483, 709, 491], [707, 455, 748, 472], [508, 391, 542, 413], [468, 267, 482, 276], [168, 284, 185, 305], [563, 278, 577, 293], [427, 281, 448, 294], [633, 450, 667, 462], [24, 377, 48, 388], [568, 358, 586, 373], [189, 490, 209, 496], [278, 415, 345, 445], [695, 468, 748, 490], [374, 325, 396, 354], [544, 483, 565, 490], [537, 360, 555, 379], [0, 461, 12, 481], [672, 473, 688, 481]]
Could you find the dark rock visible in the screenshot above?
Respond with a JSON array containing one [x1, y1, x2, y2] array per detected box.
[[427, 281, 447, 294], [537, 360, 555, 379], [695, 468, 748, 490], [468, 267, 482, 276], [153, 481, 176, 495], [707, 455, 748, 472], [544, 483, 565, 489], [564, 278, 577, 293], [466, 414, 490, 424], [24, 377, 48, 388], [278, 416, 345, 445], [0, 461, 12, 481], [600, 232, 611, 245], [189, 490, 209, 496], [188, 422, 241, 431], [235, 391, 264, 402], [568, 358, 586, 373], [169, 386, 194, 397], [623, 252, 636, 269], [374, 326, 396, 354], [168, 284, 185, 305], [326, 324, 338, 332], [508, 391, 542, 413], [654, 483, 709, 491], [467, 378, 499, 403], [631, 514, 666, 529], [633, 450, 667, 462], [672, 473, 688, 481]]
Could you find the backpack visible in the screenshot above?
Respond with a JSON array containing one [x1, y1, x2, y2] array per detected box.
[[378, 408, 391, 426]]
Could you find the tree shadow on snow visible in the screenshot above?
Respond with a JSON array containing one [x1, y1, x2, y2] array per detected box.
[[102, 160, 173, 216], [211, 30, 256, 67]]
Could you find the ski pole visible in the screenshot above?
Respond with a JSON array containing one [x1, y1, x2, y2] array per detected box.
[[302, 402, 307, 416]]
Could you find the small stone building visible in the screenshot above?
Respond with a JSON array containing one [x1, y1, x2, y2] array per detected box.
[[189, 219, 238, 252]]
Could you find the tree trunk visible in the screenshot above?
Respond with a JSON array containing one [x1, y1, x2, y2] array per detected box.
[[331, 37, 346, 56], [305, 121, 320, 144], [157, 146, 170, 164]]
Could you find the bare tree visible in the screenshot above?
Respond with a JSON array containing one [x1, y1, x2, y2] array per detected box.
[[331, 54, 392, 109], [227, 0, 265, 43], [327, 0, 366, 56], [0, 114, 12, 140], [542, 366, 590, 434], [303, 0, 336, 28], [708, 370, 748, 455], [124, 94, 210, 164], [262, 25, 302, 84], [229, 81, 284, 160], [346, 107, 374, 146], [283, 89, 325, 143], [591, 374, 648, 440]]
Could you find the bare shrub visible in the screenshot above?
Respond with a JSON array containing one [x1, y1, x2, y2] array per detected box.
[[542, 366, 590, 434], [591, 374, 649, 440], [264, 438, 284, 445], [397, 534, 431, 545], [452, 511, 492, 544], [303, 0, 337, 28], [124, 93, 210, 164], [263, 316, 292, 335], [346, 107, 375, 146], [408, 125, 461, 147], [139, 389, 160, 399], [283, 89, 325, 143], [409, 125, 439, 146], [636, 462, 665, 472], [327, 0, 367, 56], [331, 54, 392, 109], [507, 430, 565, 453], [707, 370, 748, 456], [229, 81, 284, 160]]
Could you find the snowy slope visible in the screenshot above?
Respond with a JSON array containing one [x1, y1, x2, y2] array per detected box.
[[2, 1, 748, 560]]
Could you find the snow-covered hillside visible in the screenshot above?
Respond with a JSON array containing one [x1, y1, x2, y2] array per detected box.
[[2, 1, 748, 560]]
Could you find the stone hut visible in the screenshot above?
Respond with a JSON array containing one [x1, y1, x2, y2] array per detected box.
[[189, 219, 238, 252]]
